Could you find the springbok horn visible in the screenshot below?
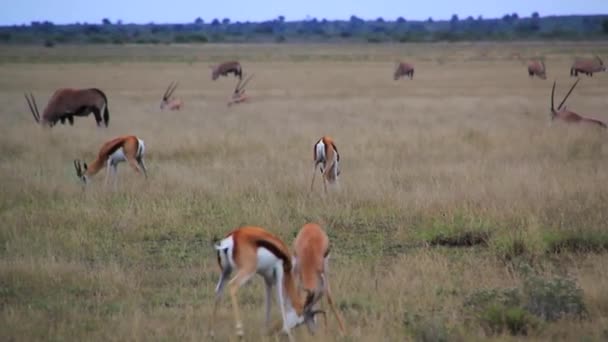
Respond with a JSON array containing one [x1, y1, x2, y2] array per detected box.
[[311, 310, 327, 319], [167, 82, 179, 98], [24, 93, 40, 123], [550, 81, 556, 112], [596, 55, 604, 65], [237, 73, 254, 93], [558, 78, 579, 111], [163, 82, 174, 99], [30, 92, 41, 121]]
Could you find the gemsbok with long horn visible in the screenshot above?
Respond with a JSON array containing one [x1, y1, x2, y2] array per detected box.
[[550, 79, 606, 128], [160, 81, 183, 111], [288, 223, 346, 336], [227, 73, 254, 107], [394, 61, 414, 80], [211, 60, 243, 80], [74, 135, 147, 186], [311, 136, 340, 193], [570, 55, 606, 77], [24, 88, 110, 127], [527, 59, 546, 79], [210, 226, 322, 341]]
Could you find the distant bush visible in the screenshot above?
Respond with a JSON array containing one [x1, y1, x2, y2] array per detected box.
[[465, 270, 586, 336], [44, 39, 55, 48]]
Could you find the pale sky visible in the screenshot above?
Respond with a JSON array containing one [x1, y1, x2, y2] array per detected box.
[[1, 0, 607, 25]]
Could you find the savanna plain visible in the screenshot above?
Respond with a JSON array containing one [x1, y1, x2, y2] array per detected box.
[[2, 42, 608, 341]]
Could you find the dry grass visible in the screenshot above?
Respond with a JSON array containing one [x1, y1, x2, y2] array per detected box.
[[1, 42, 608, 341]]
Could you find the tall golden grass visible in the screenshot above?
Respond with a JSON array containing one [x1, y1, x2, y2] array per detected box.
[[1, 42, 608, 341]]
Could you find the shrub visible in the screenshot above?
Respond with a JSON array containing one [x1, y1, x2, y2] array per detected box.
[[523, 274, 587, 321]]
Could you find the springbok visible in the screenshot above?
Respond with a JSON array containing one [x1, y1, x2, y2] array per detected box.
[[211, 226, 322, 341], [227, 73, 254, 107], [394, 61, 414, 80], [73, 135, 147, 186], [290, 223, 346, 335], [311, 136, 340, 193], [160, 81, 183, 111], [550, 79, 606, 128], [211, 61, 243, 80], [24, 88, 110, 127], [527, 59, 546, 79], [570, 55, 606, 77]]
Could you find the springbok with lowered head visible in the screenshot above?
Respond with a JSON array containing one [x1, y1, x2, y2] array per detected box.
[[24, 88, 110, 127], [394, 61, 414, 80], [289, 223, 346, 336], [550, 79, 606, 128], [311, 136, 340, 193], [570, 55, 606, 77], [527, 59, 546, 79], [74, 135, 147, 186], [211, 226, 322, 341], [160, 81, 183, 111], [211, 61, 243, 80], [227, 73, 254, 107]]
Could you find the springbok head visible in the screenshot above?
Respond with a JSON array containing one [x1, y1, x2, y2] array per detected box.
[[210, 65, 220, 80], [595, 55, 606, 71], [160, 81, 178, 110], [24, 93, 47, 126], [550, 79, 579, 120], [73, 159, 88, 184], [299, 289, 327, 335], [227, 73, 254, 106]]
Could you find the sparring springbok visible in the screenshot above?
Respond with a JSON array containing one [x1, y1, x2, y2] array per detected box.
[[290, 223, 346, 336], [73, 135, 147, 186], [24, 88, 110, 127], [211, 60, 243, 80], [394, 61, 414, 80], [527, 59, 546, 79], [227, 73, 254, 107], [211, 226, 322, 341], [550, 79, 607, 129], [571, 55, 606, 77], [160, 81, 183, 111], [311, 136, 340, 193]]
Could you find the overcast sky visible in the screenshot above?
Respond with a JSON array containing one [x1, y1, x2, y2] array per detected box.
[[2, 0, 607, 25]]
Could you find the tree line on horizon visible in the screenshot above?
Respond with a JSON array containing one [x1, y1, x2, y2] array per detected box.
[[1, 13, 607, 46]]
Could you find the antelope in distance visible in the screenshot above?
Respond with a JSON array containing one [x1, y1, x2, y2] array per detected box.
[[394, 61, 414, 80], [74, 135, 148, 186], [311, 136, 340, 193], [550, 79, 607, 129], [527, 59, 547, 79], [24, 88, 110, 127], [288, 223, 346, 336], [211, 226, 322, 341], [227, 73, 254, 107], [160, 81, 183, 111], [570, 55, 606, 77], [211, 60, 243, 80]]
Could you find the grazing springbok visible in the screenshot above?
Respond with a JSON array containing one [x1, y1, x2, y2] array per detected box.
[[227, 73, 254, 107], [73, 135, 147, 186], [24, 88, 110, 127], [527, 59, 546, 79], [570, 55, 606, 77], [550, 79, 606, 129], [211, 226, 322, 341], [211, 61, 243, 80], [290, 223, 346, 336], [394, 61, 414, 80], [160, 81, 183, 111], [311, 136, 340, 193]]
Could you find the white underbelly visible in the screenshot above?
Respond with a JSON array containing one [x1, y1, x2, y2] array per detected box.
[[109, 148, 126, 164]]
